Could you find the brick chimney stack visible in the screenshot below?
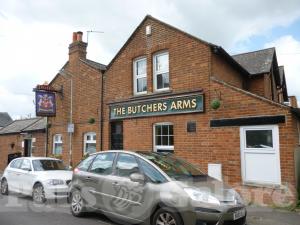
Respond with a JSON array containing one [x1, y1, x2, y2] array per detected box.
[[69, 31, 87, 62], [289, 96, 298, 108]]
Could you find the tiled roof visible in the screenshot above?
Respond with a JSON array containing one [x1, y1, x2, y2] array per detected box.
[[23, 117, 47, 132], [232, 48, 275, 75], [81, 59, 107, 70], [0, 117, 45, 135], [0, 112, 12, 127]]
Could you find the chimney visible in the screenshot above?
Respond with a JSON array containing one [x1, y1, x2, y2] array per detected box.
[[289, 96, 298, 108], [69, 31, 87, 62]]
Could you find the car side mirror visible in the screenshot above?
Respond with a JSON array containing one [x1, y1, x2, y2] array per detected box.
[[129, 173, 145, 184]]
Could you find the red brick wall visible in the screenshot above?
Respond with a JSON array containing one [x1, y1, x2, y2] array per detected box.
[[212, 54, 244, 88], [48, 46, 103, 167], [0, 132, 46, 171]]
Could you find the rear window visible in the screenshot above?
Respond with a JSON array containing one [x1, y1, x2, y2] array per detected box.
[[32, 159, 67, 171]]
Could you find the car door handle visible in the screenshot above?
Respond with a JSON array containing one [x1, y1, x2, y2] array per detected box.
[[84, 177, 93, 181], [112, 182, 120, 187]]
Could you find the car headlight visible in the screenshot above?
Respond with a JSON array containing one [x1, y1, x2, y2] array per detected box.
[[46, 179, 64, 186], [234, 191, 244, 205], [184, 188, 220, 205]]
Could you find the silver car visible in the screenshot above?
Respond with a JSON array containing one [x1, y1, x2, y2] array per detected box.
[[70, 151, 246, 225]]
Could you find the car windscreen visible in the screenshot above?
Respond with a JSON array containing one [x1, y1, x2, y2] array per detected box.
[[138, 152, 205, 180], [32, 159, 67, 171]]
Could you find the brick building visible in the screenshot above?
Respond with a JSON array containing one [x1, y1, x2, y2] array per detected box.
[[0, 117, 46, 170], [16, 15, 298, 205], [102, 16, 300, 205], [47, 31, 106, 166]]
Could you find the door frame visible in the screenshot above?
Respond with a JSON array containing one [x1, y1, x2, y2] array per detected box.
[[240, 125, 281, 185]]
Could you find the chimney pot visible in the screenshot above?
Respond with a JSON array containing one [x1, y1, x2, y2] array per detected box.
[[72, 32, 77, 42], [77, 31, 83, 42]]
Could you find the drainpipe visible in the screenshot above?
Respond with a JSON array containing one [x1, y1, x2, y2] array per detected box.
[[100, 71, 104, 151], [69, 77, 73, 167], [45, 117, 48, 157]]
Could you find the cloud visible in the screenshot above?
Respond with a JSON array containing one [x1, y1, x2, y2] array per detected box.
[[264, 35, 300, 103], [1, 0, 300, 118]]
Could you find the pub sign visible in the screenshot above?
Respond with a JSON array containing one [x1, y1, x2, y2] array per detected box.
[[35, 90, 56, 117], [110, 94, 204, 120]]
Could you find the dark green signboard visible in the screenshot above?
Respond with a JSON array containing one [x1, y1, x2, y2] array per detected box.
[[110, 94, 204, 120]]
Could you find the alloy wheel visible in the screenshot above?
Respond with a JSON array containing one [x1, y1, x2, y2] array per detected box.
[[156, 212, 177, 225], [33, 184, 45, 203], [71, 192, 83, 214]]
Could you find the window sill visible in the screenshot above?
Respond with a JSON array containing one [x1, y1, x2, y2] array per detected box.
[[130, 89, 173, 100], [243, 181, 283, 189]]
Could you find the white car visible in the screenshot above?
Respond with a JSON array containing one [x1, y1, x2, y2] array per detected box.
[[1, 157, 72, 203]]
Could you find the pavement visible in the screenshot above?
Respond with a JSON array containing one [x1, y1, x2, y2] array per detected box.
[[0, 192, 300, 225]]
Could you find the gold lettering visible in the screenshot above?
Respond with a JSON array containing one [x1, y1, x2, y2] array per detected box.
[[137, 105, 141, 114], [162, 102, 167, 111], [153, 103, 157, 112], [122, 107, 125, 115], [142, 105, 147, 113], [157, 103, 163, 111], [182, 99, 191, 109], [191, 98, 197, 108], [170, 101, 177, 110], [128, 106, 132, 115], [177, 100, 183, 109], [147, 104, 153, 112]]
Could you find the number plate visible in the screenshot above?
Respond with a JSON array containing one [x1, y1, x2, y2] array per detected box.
[[233, 208, 246, 220]]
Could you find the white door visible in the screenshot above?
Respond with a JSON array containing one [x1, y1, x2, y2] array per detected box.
[[240, 125, 281, 185]]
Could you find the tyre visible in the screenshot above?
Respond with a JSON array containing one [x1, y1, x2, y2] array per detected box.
[[152, 208, 182, 225], [32, 183, 46, 203], [1, 178, 8, 195], [70, 190, 85, 217]]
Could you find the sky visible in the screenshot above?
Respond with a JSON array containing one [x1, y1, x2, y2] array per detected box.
[[0, 0, 300, 119]]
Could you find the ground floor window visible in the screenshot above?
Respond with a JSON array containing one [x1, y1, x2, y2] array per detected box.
[[153, 123, 174, 152], [84, 132, 96, 155], [240, 125, 281, 185], [53, 134, 62, 155]]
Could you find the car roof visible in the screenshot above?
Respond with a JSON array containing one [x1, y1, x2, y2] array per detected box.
[[12, 157, 62, 161]]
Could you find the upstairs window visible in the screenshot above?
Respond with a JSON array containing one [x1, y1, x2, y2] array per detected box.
[[154, 52, 169, 91], [53, 134, 62, 155], [84, 132, 96, 155], [133, 57, 147, 95]]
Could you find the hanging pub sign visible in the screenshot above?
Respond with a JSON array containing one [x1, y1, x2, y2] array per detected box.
[[34, 84, 57, 117], [110, 93, 204, 120]]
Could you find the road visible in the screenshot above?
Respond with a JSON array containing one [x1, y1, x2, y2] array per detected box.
[[1, 193, 300, 225], [0, 193, 116, 225]]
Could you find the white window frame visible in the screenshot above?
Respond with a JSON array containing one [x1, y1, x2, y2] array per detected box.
[[83, 132, 97, 155], [153, 122, 174, 152], [240, 125, 281, 185], [133, 57, 147, 95], [153, 52, 169, 92], [53, 134, 62, 155]]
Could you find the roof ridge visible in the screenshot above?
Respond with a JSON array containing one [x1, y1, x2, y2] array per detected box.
[[232, 47, 275, 57], [22, 117, 46, 132], [106, 14, 218, 70], [84, 58, 106, 67]]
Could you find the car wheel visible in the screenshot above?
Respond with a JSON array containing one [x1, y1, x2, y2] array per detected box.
[[152, 208, 182, 225], [32, 183, 46, 203], [1, 178, 9, 195], [70, 190, 85, 217]]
